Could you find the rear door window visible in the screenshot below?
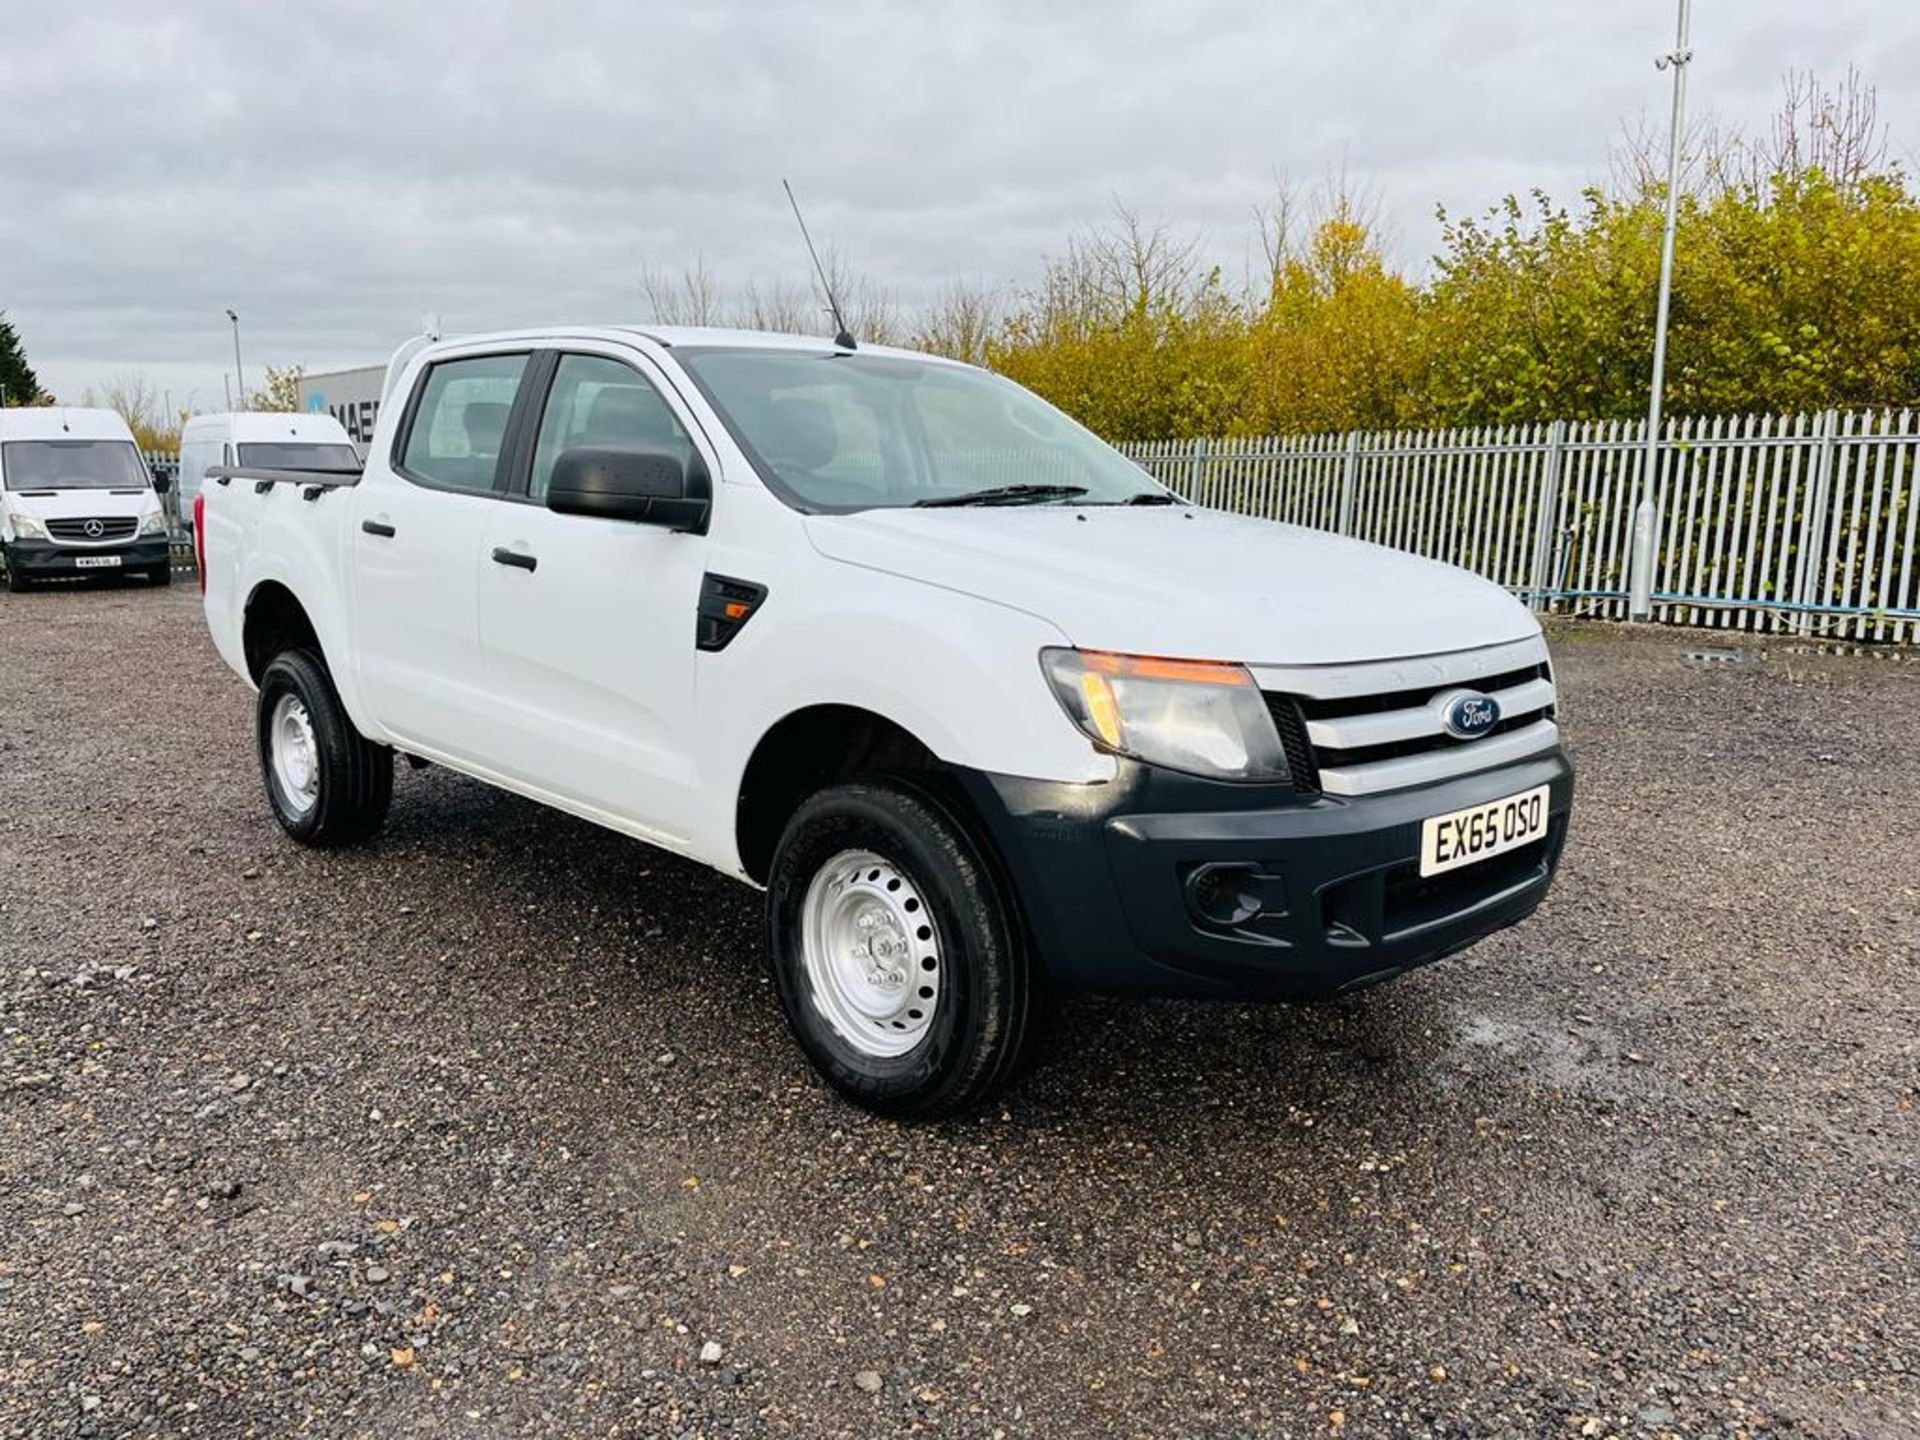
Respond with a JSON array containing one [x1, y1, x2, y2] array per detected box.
[[396, 354, 530, 493], [236, 442, 361, 471]]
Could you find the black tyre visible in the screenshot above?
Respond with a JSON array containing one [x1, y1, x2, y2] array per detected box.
[[5, 568, 28, 594], [256, 649, 392, 846], [148, 563, 173, 587], [767, 781, 1044, 1119]]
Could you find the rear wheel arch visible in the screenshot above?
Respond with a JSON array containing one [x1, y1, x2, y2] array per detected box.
[[242, 580, 323, 683]]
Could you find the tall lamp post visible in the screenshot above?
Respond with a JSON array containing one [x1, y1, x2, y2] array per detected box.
[[1629, 0, 1693, 621], [226, 309, 247, 411]]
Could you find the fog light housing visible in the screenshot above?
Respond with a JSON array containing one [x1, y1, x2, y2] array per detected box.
[[1184, 863, 1284, 928]]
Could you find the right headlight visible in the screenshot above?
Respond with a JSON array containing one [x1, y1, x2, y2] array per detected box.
[[1040, 647, 1290, 783], [9, 512, 49, 540]]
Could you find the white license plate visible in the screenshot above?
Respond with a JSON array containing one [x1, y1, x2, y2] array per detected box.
[[1419, 784, 1551, 877], [73, 555, 123, 569]]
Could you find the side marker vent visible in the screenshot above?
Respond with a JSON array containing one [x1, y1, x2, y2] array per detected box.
[[697, 574, 768, 652]]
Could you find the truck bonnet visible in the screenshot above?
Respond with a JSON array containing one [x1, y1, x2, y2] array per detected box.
[[803, 504, 1541, 667]]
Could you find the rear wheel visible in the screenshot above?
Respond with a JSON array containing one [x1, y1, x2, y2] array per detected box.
[[767, 781, 1043, 1118], [256, 649, 392, 846]]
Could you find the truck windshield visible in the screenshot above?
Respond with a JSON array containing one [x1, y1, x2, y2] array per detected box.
[[236, 442, 362, 471], [1, 440, 149, 491], [675, 348, 1168, 511]]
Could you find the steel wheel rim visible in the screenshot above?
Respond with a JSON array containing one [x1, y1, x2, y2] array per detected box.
[[269, 692, 320, 816], [799, 848, 943, 1059]]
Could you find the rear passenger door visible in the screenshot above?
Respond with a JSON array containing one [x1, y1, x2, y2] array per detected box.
[[348, 349, 531, 760], [475, 346, 713, 845]]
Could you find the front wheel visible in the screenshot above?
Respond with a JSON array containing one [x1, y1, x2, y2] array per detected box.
[[256, 649, 392, 846], [767, 781, 1044, 1119], [147, 563, 173, 587]]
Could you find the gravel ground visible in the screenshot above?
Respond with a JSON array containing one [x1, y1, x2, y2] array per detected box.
[[1, 580, 1915, 1440]]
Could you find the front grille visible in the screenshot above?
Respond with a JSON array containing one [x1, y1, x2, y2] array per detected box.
[[1262, 694, 1321, 793], [47, 516, 138, 542], [1257, 646, 1559, 797], [1293, 663, 1547, 722], [1313, 708, 1543, 771]]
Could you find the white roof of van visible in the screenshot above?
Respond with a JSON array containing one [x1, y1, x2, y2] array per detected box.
[[0, 407, 139, 444], [181, 411, 355, 443], [300, 363, 386, 381]]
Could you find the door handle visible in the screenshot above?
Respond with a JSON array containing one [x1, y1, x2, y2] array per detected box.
[[361, 519, 396, 538], [491, 547, 537, 573]]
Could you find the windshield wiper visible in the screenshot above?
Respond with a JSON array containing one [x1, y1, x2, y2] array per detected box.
[[913, 483, 1089, 508], [1121, 491, 1182, 505]]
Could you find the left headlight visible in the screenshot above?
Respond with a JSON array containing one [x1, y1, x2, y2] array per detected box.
[[1040, 647, 1291, 783], [139, 510, 168, 536]]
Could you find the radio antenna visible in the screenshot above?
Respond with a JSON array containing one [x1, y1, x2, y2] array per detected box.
[[782, 179, 857, 350]]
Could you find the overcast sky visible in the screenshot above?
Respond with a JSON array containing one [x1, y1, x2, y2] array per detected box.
[[5, 0, 1917, 412]]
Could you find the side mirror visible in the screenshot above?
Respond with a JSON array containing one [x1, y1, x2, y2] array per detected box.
[[546, 445, 709, 532], [150, 469, 173, 494]]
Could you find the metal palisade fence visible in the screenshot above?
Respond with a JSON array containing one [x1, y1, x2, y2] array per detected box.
[[144, 451, 192, 554], [1122, 410, 1920, 644], [146, 412, 1920, 643]]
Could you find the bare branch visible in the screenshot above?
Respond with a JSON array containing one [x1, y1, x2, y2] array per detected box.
[[641, 258, 725, 326], [912, 279, 1002, 364]]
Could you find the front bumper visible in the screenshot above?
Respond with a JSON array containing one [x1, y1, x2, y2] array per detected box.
[[4, 537, 171, 575], [955, 747, 1573, 1002]]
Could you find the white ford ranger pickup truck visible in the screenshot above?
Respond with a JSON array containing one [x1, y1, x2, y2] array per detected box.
[[200, 326, 1573, 1117]]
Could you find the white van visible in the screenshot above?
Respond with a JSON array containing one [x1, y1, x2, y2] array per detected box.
[[176, 412, 360, 520], [0, 408, 172, 592]]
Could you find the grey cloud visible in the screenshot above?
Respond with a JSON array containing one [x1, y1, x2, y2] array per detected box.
[[4, 0, 1915, 406]]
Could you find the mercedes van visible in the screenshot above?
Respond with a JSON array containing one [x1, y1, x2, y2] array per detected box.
[[0, 408, 172, 591]]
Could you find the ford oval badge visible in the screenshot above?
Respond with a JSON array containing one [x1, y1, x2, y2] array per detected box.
[[1439, 689, 1501, 740]]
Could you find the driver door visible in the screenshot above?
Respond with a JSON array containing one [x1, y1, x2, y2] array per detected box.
[[475, 347, 714, 846]]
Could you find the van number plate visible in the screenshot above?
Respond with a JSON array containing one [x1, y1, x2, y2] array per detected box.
[[1419, 785, 1550, 877], [74, 555, 122, 568]]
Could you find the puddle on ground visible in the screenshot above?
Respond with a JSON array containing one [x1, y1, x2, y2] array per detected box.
[[1443, 1008, 1652, 1103]]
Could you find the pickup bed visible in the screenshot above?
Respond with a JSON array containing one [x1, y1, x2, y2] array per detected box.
[[201, 325, 1573, 1116]]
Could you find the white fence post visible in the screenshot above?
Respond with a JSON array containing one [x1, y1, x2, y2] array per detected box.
[[1185, 436, 1211, 506], [1336, 431, 1360, 535], [1527, 420, 1568, 610], [1793, 408, 1840, 636], [1627, 416, 1661, 620]]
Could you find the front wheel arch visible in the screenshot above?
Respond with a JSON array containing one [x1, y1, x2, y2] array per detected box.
[[734, 704, 941, 885]]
